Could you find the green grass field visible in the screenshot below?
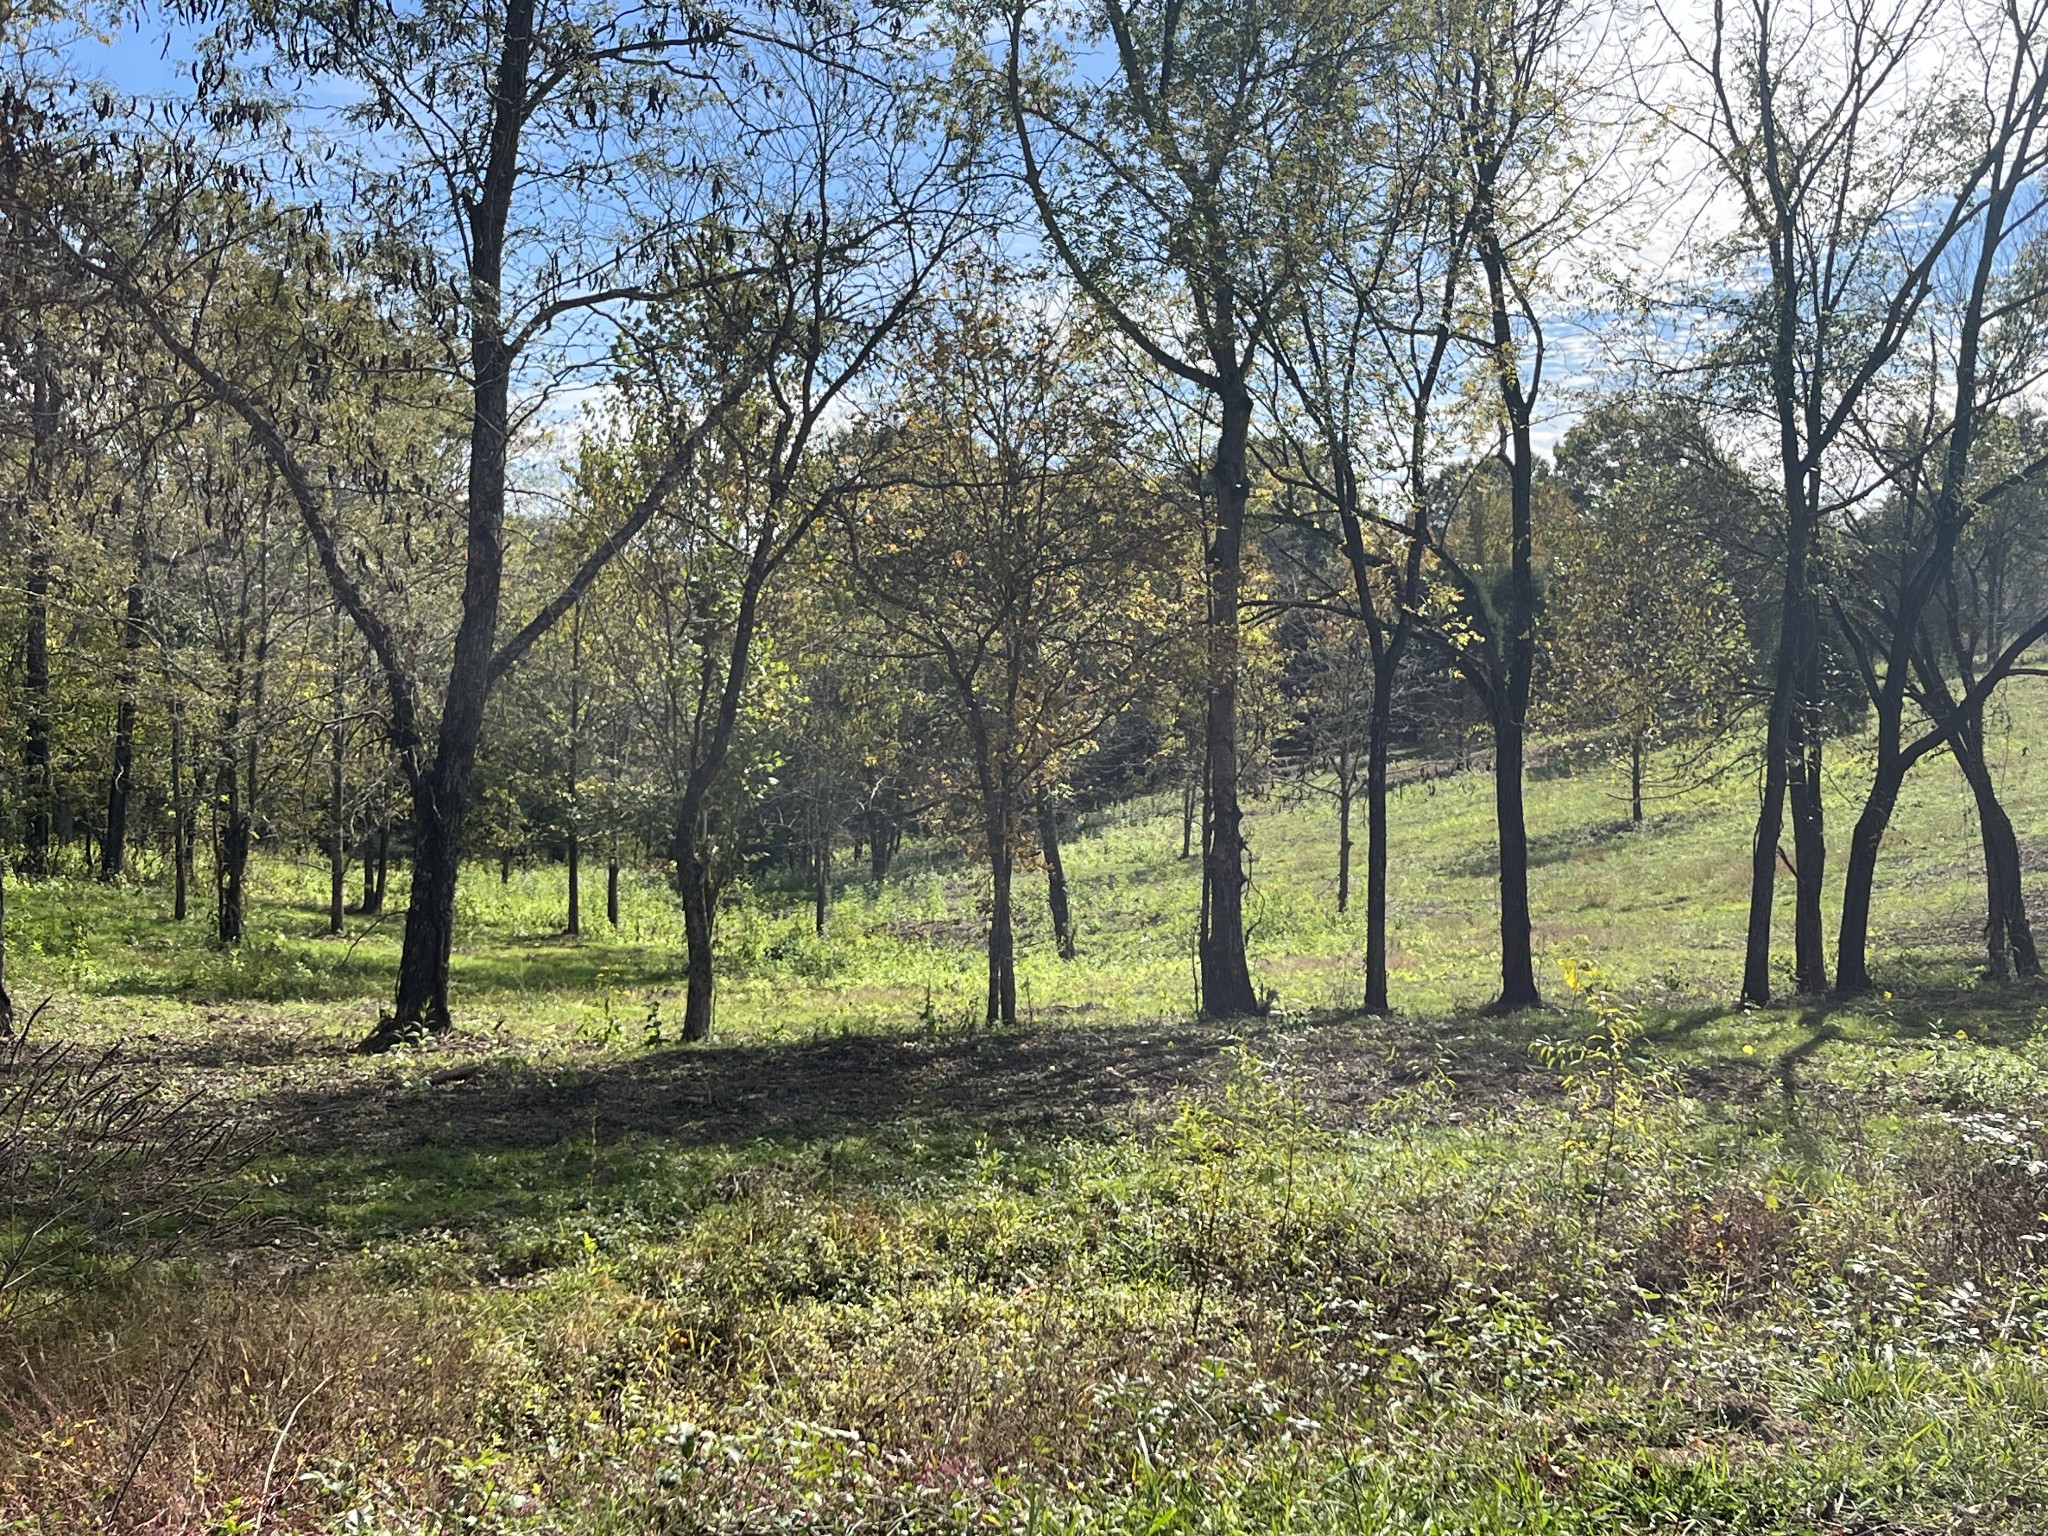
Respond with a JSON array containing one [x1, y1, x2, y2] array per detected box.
[[6, 687, 2048, 1532]]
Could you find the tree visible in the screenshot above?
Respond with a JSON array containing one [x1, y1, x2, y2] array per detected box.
[[1921, 415, 2048, 977], [844, 273, 1185, 1026], [1281, 610, 1376, 912], [997, 0, 1378, 1017], [577, 47, 955, 1041], [1263, 15, 1471, 1012], [26, 1, 797, 1045], [1663, 0, 2048, 1001], [1823, 26, 2048, 991], [1547, 399, 1755, 823]]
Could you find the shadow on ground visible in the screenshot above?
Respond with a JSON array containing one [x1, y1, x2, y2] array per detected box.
[[260, 1026, 1237, 1159]]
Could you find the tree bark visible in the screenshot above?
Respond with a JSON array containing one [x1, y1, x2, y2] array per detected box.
[[813, 837, 829, 938], [1629, 730, 1644, 826], [1197, 379, 1261, 1017], [606, 850, 620, 928], [566, 603, 582, 937], [214, 721, 248, 948], [1491, 701, 1539, 1010], [0, 856, 11, 1036], [1039, 786, 1075, 960], [986, 802, 1017, 1027], [171, 703, 190, 922], [677, 836, 717, 1042], [19, 362, 56, 883], [22, 534, 51, 881], [1789, 717, 1829, 993], [1949, 692, 2038, 979], [102, 510, 146, 881], [567, 832, 581, 936], [1335, 750, 1353, 915], [328, 612, 347, 935], [867, 800, 898, 883], [1835, 751, 1903, 995], [1363, 674, 1394, 1015], [369, 0, 536, 1049]]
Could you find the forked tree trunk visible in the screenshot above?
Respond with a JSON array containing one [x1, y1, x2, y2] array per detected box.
[[1952, 702, 2039, 979], [1039, 787, 1075, 960]]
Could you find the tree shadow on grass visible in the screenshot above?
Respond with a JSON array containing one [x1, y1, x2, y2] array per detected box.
[[262, 1024, 1235, 1163]]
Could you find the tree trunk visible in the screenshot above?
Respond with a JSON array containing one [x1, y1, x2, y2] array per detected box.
[[567, 831, 581, 937], [367, 0, 536, 1050], [1197, 380, 1261, 1018], [1743, 514, 1818, 1004], [677, 831, 716, 1042], [1951, 703, 2039, 979], [1628, 730, 1644, 826], [19, 364, 56, 883], [1492, 703, 1539, 1010], [22, 536, 51, 881], [868, 802, 897, 883], [986, 803, 1017, 1027], [1039, 787, 1075, 960], [102, 514, 146, 881], [215, 730, 249, 948], [607, 850, 620, 928], [1476, 222, 1542, 1015], [1789, 719, 1829, 993], [378, 777, 465, 1044], [1834, 751, 1904, 996], [328, 613, 347, 935], [1335, 751, 1353, 915], [171, 703, 190, 922], [1181, 778, 1195, 861], [1363, 674, 1394, 1015], [813, 837, 829, 938], [360, 812, 388, 915], [566, 602, 582, 937], [0, 856, 11, 1036]]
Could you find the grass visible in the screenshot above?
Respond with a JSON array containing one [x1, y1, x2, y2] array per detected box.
[[4, 684, 2048, 1531]]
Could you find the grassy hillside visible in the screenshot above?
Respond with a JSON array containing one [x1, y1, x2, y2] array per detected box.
[[5, 686, 2048, 1532]]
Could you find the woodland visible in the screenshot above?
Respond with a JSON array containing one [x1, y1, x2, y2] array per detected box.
[[7, 0, 2048, 1529]]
